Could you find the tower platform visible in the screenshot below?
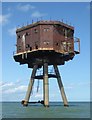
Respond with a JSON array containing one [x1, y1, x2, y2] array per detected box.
[[14, 50, 76, 68]]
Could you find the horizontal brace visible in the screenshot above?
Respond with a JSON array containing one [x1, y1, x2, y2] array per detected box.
[[35, 74, 57, 79]]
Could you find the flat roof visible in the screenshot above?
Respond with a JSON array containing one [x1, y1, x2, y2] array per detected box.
[[16, 20, 74, 33]]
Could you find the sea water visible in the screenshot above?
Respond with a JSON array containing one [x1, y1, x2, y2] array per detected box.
[[1, 102, 90, 119]]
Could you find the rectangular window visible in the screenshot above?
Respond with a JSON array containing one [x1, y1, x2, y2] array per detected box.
[[44, 41, 49, 45], [18, 46, 21, 50], [34, 29, 38, 33], [44, 28, 49, 32], [26, 32, 30, 36], [67, 29, 74, 38], [26, 44, 30, 48]]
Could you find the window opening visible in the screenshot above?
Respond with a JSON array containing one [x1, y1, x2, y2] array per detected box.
[[44, 28, 49, 32], [63, 42, 66, 51], [34, 29, 38, 33], [35, 45, 38, 49], [67, 29, 74, 38], [26, 32, 30, 36], [65, 29, 68, 38], [18, 46, 21, 50], [26, 44, 30, 48], [46, 42, 49, 45], [17, 35, 21, 39], [67, 42, 71, 52], [60, 42, 63, 51], [44, 41, 49, 45], [30, 47, 32, 51], [56, 43, 59, 46]]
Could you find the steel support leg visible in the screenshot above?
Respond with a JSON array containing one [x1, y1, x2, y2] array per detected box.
[[43, 62, 49, 107], [22, 65, 38, 106], [53, 65, 68, 106]]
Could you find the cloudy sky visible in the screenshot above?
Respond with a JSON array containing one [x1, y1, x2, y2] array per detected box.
[[1, 2, 90, 102]]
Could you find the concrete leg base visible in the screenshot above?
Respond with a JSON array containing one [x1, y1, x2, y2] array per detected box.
[[64, 104, 69, 107], [44, 105, 49, 107], [21, 100, 28, 106]]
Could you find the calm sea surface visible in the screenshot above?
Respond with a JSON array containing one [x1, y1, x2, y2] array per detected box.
[[1, 102, 90, 118]]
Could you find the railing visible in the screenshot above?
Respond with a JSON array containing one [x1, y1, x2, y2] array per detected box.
[[58, 37, 80, 54], [74, 37, 80, 54]]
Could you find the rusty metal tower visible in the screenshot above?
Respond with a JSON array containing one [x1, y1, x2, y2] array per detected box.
[[13, 20, 80, 107]]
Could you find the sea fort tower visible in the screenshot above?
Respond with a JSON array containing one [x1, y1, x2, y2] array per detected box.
[[13, 20, 80, 107]]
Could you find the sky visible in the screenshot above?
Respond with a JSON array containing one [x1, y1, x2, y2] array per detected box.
[[0, 2, 90, 102], [1, 0, 91, 2]]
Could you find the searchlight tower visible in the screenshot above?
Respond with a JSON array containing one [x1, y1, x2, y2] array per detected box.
[[13, 20, 80, 107]]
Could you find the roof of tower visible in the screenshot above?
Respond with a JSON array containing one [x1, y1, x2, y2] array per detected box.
[[16, 20, 74, 33]]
